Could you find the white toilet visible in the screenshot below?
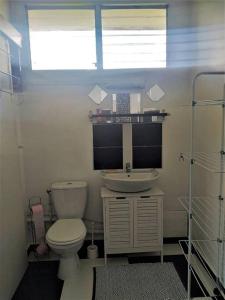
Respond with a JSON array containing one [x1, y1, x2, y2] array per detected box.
[[46, 181, 87, 280]]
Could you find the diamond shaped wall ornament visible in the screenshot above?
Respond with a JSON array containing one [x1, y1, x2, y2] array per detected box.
[[88, 85, 108, 104], [147, 84, 165, 102]]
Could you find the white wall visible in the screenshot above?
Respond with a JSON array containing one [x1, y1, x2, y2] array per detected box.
[[0, 3, 27, 299], [9, 0, 198, 238], [191, 0, 225, 69]]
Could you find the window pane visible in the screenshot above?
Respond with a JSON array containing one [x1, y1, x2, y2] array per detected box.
[[93, 124, 123, 170], [28, 9, 96, 70], [132, 124, 162, 146], [94, 148, 123, 170], [133, 146, 162, 169], [102, 8, 167, 69], [93, 124, 123, 147], [132, 124, 162, 169]]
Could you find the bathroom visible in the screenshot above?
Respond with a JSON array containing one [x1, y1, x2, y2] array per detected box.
[[0, 0, 224, 299]]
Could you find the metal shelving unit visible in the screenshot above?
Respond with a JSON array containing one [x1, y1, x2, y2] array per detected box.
[[179, 71, 225, 299], [0, 16, 22, 96], [180, 152, 225, 173], [0, 43, 21, 95], [179, 239, 219, 297]]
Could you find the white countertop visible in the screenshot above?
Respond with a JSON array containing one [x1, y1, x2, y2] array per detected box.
[[101, 186, 164, 198]]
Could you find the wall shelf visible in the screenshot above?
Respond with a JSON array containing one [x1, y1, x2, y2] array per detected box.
[[0, 33, 22, 95], [178, 196, 219, 240], [0, 69, 20, 80], [194, 99, 225, 106], [0, 46, 12, 56], [89, 112, 169, 124], [0, 15, 22, 47], [0, 69, 20, 95], [179, 240, 220, 298], [180, 152, 225, 173], [0, 88, 13, 95]]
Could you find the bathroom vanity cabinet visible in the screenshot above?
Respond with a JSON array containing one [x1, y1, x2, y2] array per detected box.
[[101, 187, 164, 264]]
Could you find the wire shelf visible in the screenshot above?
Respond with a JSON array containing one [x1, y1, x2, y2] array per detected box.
[[178, 196, 220, 240], [0, 69, 20, 80], [0, 46, 14, 58], [0, 46, 18, 61], [0, 68, 21, 96], [180, 152, 225, 173], [179, 240, 221, 298], [194, 99, 225, 106], [0, 88, 13, 95]]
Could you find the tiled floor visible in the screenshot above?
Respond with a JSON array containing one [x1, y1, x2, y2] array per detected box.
[[61, 257, 129, 300], [12, 260, 63, 300], [12, 242, 216, 300]]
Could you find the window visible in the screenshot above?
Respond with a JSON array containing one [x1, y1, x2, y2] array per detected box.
[[28, 9, 96, 70], [102, 8, 166, 69], [27, 6, 167, 70], [92, 123, 162, 170]]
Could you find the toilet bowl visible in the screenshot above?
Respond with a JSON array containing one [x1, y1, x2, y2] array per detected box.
[[46, 181, 87, 280], [46, 218, 86, 280]]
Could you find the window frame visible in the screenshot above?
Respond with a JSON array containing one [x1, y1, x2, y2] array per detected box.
[[26, 4, 168, 72]]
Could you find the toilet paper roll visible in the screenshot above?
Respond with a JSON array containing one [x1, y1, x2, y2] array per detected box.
[[87, 244, 98, 259], [31, 204, 45, 243]]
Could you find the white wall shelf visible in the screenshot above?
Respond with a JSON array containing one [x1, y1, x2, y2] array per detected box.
[[0, 15, 22, 47], [89, 112, 169, 124], [180, 152, 225, 173], [0, 46, 12, 56], [178, 196, 219, 241], [179, 240, 219, 297], [0, 31, 22, 95], [194, 100, 225, 106]]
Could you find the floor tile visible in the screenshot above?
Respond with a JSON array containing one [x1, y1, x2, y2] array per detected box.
[[60, 257, 128, 300], [164, 243, 183, 255], [60, 260, 93, 300], [14, 243, 214, 300], [12, 261, 63, 300]]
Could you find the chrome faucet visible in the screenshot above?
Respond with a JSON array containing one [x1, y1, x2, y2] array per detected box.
[[125, 162, 131, 173]]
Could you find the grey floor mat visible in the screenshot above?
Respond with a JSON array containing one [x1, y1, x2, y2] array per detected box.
[[94, 262, 187, 300]]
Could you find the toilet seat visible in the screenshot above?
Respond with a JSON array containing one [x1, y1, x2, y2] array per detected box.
[[46, 218, 86, 245]]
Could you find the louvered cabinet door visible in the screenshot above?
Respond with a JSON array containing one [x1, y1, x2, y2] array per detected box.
[[105, 198, 133, 249], [134, 196, 162, 248]]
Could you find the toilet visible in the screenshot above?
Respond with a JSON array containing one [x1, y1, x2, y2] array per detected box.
[[46, 181, 87, 280]]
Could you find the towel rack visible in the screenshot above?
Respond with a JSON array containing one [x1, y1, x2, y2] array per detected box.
[[179, 71, 225, 299]]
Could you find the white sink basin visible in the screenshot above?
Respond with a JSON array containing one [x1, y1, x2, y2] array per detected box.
[[102, 170, 159, 193]]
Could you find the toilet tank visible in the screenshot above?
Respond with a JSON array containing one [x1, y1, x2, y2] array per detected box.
[[51, 181, 87, 219]]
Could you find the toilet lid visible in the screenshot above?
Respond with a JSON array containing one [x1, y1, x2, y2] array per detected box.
[[46, 219, 86, 245]]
